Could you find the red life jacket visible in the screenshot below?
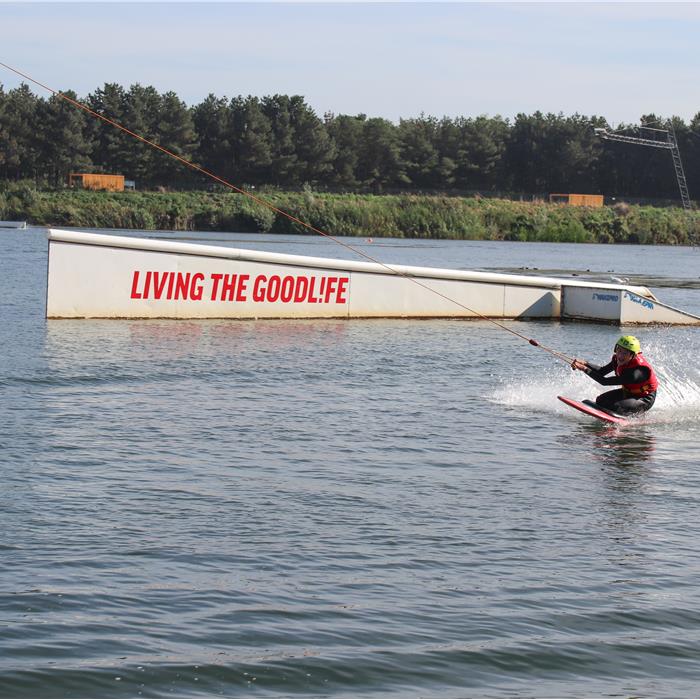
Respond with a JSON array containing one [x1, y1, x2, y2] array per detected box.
[[614, 352, 659, 396]]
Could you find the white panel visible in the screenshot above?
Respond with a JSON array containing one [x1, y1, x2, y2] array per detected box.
[[47, 241, 351, 319], [46, 229, 654, 296], [347, 273, 505, 318], [504, 286, 560, 318], [621, 290, 700, 325], [45, 230, 700, 324], [561, 286, 622, 321]]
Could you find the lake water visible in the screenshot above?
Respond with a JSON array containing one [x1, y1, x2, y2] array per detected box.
[[2, 228, 700, 698]]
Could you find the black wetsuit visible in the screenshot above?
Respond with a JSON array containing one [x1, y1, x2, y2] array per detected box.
[[582, 360, 656, 415]]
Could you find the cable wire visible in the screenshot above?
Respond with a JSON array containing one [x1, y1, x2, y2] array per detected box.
[[0, 60, 575, 364]]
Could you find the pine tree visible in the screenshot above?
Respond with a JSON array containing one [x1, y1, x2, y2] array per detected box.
[[260, 95, 298, 186], [325, 113, 366, 189], [38, 90, 92, 186], [120, 84, 161, 187], [398, 115, 440, 189], [287, 95, 335, 185], [152, 91, 198, 187], [356, 117, 408, 193], [192, 93, 232, 181], [229, 96, 273, 186], [0, 83, 41, 180], [86, 83, 128, 174]]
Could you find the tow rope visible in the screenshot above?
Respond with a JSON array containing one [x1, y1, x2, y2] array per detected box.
[[0, 60, 574, 365]]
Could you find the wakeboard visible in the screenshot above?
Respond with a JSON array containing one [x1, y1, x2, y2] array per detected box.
[[557, 395, 628, 425]]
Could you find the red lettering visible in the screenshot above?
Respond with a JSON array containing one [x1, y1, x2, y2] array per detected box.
[[210, 273, 223, 301], [294, 277, 309, 302], [153, 271, 169, 300], [324, 277, 337, 304], [174, 273, 190, 300], [245, 274, 349, 304], [221, 273, 237, 301], [280, 276, 294, 303], [308, 277, 318, 303], [132, 270, 348, 305], [267, 275, 281, 302], [336, 277, 349, 304], [167, 272, 175, 299], [191, 273, 204, 301], [253, 275, 266, 302], [131, 270, 208, 301], [130, 271, 142, 299], [237, 274, 249, 302]]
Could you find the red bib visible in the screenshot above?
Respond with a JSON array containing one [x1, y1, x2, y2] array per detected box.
[[614, 352, 658, 396]]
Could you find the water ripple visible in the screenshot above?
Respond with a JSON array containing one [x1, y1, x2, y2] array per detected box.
[[3, 231, 700, 697]]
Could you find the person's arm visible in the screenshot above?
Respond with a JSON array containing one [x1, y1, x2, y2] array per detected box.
[[572, 358, 614, 376], [583, 360, 614, 375], [583, 360, 616, 385], [582, 362, 650, 387]]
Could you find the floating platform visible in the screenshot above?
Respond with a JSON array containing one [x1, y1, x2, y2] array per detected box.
[[0, 220, 27, 229], [46, 229, 700, 325]]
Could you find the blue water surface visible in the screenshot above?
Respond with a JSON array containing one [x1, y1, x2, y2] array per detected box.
[[2, 228, 700, 698]]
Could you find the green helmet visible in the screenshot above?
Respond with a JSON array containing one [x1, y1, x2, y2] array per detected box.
[[615, 335, 641, 354]]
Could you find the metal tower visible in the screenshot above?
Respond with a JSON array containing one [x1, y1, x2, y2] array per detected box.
[[594, 124, 692, 210]]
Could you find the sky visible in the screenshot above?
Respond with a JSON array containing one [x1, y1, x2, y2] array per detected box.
[[1, 2, 699, 126]]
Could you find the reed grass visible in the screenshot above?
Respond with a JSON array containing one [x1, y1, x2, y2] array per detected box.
[[3, 184, 699, 245]]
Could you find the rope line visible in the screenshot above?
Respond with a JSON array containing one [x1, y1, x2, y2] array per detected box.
[[0, 60, 574, 365]]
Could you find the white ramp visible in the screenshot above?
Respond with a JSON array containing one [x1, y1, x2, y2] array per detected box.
[[561, 285, 700, 325], [46, 229, 699, 324]]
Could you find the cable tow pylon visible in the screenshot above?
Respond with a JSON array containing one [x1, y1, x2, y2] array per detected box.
[[1, 60, 575, 365], [594, 125, 692, 211]]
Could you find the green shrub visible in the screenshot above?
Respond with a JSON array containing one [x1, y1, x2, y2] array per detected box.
[[5, 187, 700, 244]]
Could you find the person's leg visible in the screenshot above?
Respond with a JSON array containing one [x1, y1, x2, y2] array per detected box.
[[595, 389, 625, 410], [596, 390, 656, 416], [620, 392, 656, 414], [611, 396, 649, 415]]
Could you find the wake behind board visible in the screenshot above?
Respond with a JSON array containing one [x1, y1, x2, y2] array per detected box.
[[557, 396, 628, 425]]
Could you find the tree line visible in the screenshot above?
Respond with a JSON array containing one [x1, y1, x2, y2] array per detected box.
[[1, 82, 698, 202]]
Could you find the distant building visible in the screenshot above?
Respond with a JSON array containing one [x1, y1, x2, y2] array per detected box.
[[68, 173, 125, 192], [549, 193, 604, 207]]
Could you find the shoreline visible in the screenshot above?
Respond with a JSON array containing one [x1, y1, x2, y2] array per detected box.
[[3, 187, 699, 245]]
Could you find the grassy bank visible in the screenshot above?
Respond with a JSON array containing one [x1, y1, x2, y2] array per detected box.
[[2, 183, 699, 245]]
